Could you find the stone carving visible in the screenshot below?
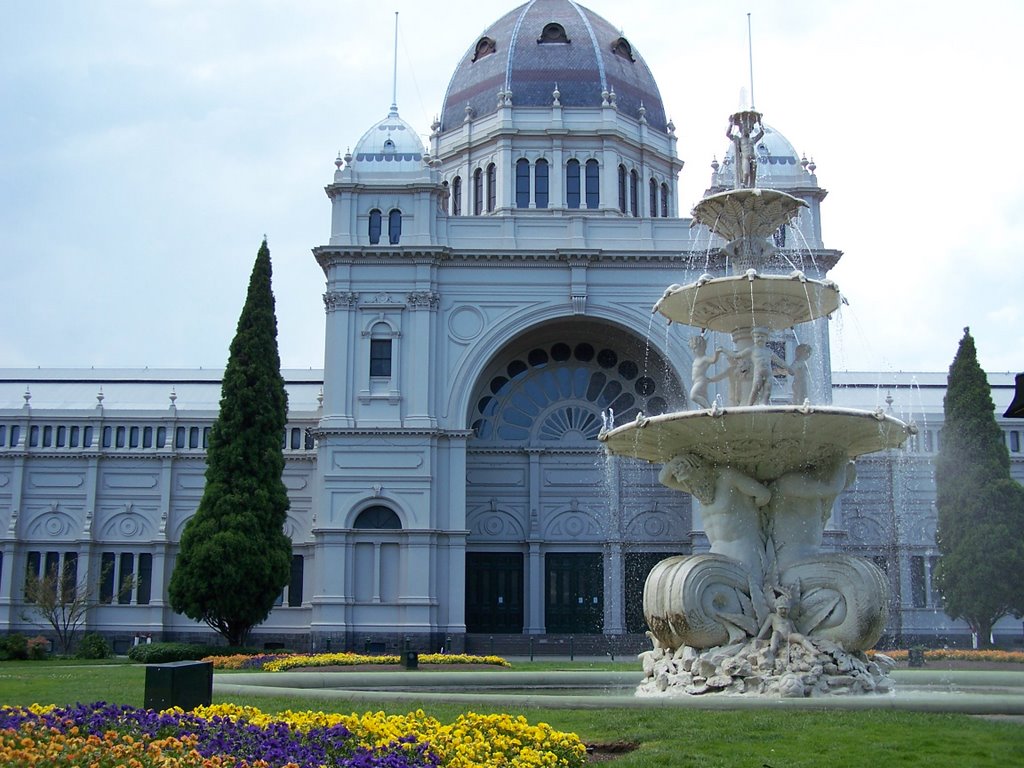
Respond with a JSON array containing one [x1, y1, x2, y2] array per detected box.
[[687, 335, 726, 409], [725, 110, 764, 189], [323, 291, 359, 311], [600, 109, 916, 698]]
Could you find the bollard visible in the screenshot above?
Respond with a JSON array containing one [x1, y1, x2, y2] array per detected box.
[[530, 636, 534, 661], [569, 635, 574, 661]]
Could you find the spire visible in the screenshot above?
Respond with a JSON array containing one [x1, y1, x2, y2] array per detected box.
[[390, 11, 399, 117]]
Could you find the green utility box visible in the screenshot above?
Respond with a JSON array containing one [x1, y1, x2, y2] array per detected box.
[[144, 660, 213, 710]]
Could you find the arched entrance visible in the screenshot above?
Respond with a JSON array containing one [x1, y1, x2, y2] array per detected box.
[[464, 321, 684, 635]]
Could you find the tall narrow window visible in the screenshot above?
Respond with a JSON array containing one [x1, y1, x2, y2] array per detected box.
[[118, 553, 134, 604], [473, 168, 483, 215], [100, 552, 116, 603], [618, 165, 627, 213], [388, 209, 402, 244], [368, 209, 382, 244], [535, 159, 549, 208], [370, 323, 393, 377], [515, 159, 530, 208], [452, 176, 462, 215], [288, 555, 304, 607], [661, 183, 669, 217], [1010, 430, 1021, 453], [649, 178, 658, 217], [136, 553, 152, 605], [486, 163, 496, 212], [566, 160, 581, 209], [585, 159, 600, 209], [629, 170, 639, 217]]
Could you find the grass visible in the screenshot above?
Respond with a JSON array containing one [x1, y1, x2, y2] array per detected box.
[[1, 659, 1022, 766]]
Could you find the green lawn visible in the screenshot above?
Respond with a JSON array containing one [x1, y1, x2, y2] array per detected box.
[[1, 659, 1022, 767]]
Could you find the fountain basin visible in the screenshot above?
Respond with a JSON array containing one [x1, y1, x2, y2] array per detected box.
[[599, 405, 914, 480], [654, 273, 841, 332], [214, 669, 1024, 714]]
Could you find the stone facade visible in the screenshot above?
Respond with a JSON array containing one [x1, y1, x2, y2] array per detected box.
[[1, 1, 1022, 653]]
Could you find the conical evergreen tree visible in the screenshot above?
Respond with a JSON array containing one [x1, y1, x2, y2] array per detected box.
[[933, 327, 1024, 646], [168, 240, 292, 646]]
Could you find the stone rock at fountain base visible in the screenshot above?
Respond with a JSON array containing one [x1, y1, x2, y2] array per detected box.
[[636, 636, 895, 699]]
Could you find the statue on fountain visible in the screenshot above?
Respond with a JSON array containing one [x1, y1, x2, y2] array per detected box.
[[726, 110, 765, 189]]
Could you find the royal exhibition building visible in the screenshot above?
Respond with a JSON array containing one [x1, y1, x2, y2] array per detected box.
[[1, 0, 1021, 656]]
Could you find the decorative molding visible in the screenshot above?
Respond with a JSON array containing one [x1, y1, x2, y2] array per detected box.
[[406, 291, 440, 309], [323, 291, 359, 312]]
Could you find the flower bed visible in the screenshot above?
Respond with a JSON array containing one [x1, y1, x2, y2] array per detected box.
[[873, 648, 1024, 664], [203, 652, 512, 672], [0, 702, 586, 768]]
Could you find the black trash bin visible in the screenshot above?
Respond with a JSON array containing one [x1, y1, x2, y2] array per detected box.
[[144, 660, 213, 710], [402, 651, 419, 670], [908, 648, 925, 667]]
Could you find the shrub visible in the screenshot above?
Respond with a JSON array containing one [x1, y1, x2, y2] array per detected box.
[[74, 632, 112, 659], [26, 636, 49, 660], [0, 634, 28, 661], [127, 641, 258, 664]]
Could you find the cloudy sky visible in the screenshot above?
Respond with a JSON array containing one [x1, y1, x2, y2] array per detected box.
[[2, 0, 1020, 377]]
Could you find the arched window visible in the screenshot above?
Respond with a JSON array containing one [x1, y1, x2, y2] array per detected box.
[[629, 170, 639, 217], [368, 209, 382, 244], [566, 159, 581, 209], [473, 168, 483, 215], [486, 163, 496, 212], [452, 176, 462, 215], [388, 209, 402, 244], [470, 340, 680, 443], [661, 183, 670, 217], [515, 158, 530, 208], [617, 165, 627, 213], [538, 23, 569, 43], [354, 505, 402, 529], [369, 322, 393, 378], [585, 159, 600, 209], [649, 178, 658, 218], [473, 36, 496, 61], [535, 159, 549, 208]]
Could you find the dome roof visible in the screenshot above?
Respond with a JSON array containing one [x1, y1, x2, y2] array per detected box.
[[439, 0, 667, 132], [350, 106, 426, 173]]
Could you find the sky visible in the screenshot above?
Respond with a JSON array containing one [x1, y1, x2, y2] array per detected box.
[[2, 0, 1021, 377]]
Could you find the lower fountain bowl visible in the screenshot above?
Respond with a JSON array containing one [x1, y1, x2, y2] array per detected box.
[[599, 405, 915, 480]]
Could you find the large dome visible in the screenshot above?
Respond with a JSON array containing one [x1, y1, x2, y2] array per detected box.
[[439, 0, 667, 133]]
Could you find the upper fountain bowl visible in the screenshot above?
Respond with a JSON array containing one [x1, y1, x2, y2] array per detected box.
[[654, 271, 842, 332], [691, 188, 807, 244]]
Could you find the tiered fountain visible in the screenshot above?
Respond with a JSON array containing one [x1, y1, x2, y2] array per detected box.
[[600, 109, 917, 698]]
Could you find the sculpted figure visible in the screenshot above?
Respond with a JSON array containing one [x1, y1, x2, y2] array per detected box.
[[659, 453, 771, 572], [688, 335, 726, 409], [767, 455, 856, 569], [726, 110, 765, 189], [789, 343, 813, 404], [758, 590, 817, 660], [724, 328, 791, 405]]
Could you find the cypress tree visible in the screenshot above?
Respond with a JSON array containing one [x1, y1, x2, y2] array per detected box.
[[168, 240, 292, 646], [933, 327, 1024, 646]]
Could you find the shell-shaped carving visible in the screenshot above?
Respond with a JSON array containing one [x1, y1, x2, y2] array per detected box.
[[467, 508, 526, 541], [781, 553, 889, 651], [643, 553, 758, 650], [100, 512, 155, 540]]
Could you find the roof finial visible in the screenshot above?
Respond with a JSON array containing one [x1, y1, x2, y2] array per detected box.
[[390, 11, 399, 116]]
